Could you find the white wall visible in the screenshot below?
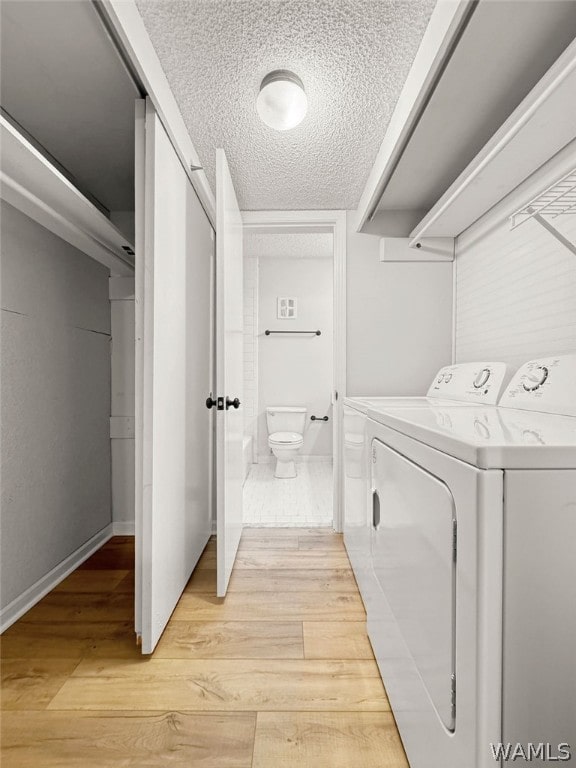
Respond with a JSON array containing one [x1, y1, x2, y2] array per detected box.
[[0, 201, 111, 610], [243, 256, 258, 459], [110, 276, 135, 530], [455, 153, 576, 369], [257, 256, 333, 459], [346, 211, 453, 395]]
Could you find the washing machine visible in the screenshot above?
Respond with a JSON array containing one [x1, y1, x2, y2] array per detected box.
[[366, 355, 576, 768], [345, 360, 511, 415], [342, 361, 511, 605]]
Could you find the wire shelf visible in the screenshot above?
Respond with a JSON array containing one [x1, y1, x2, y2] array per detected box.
[[510, 168, 576, 229]]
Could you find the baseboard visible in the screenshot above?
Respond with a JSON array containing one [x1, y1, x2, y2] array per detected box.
[[0, 524, 115, 633], [112, 521, 135, 535]]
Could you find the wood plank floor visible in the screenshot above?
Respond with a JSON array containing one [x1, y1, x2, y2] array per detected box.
[[1, 530, 409, 767]]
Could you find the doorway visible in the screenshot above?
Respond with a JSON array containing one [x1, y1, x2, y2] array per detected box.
[[242, 231, 334, 527], [241, 211, 347, 532]]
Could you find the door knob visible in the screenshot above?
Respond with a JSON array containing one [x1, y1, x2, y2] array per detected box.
[[226, 397, 241, 410], [206, 395, 218, 409]]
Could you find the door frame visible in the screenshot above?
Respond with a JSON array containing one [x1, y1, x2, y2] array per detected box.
[[241, 209, 347, 531]]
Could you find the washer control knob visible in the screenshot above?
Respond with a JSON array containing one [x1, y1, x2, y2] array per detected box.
[[473, 368, 491, 389], [444, 373, 452, 383], [522, 366, 548, 392]]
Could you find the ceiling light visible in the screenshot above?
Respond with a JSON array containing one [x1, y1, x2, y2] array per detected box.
[[256, 70, 308, 131]]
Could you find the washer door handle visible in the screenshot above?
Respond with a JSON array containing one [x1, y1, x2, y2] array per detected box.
[[372, 490, 381, 529]]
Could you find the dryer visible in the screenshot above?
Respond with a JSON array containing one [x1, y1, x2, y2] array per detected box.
[[343, 361, 510, 605], [366, 355, 576, 768]]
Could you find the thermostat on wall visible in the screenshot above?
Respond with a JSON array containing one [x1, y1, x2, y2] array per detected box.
[[277, 297, 297, 319]]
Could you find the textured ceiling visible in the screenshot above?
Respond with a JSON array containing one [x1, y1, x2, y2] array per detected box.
[[136, 0, 436, 210], [245, 232, 333, 259]]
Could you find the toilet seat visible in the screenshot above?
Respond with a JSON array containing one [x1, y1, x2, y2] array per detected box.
[[269, 431, 303, 446]]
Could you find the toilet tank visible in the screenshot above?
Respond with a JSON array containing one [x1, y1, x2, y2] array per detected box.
[[266, 406, 307, 435]]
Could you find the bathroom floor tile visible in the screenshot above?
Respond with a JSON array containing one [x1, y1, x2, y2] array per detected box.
[[243, 461, 333, 526]]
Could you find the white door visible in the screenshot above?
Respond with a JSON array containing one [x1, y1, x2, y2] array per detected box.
[[215, 148, 244, 596], [371, 438, 456, 731], [135, 99, 214, 653]]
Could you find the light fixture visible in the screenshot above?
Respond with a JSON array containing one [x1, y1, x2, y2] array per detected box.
[[256, 70, 308, 131]]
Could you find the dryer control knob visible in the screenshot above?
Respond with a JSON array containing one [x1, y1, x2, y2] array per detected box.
[[473, 368, 491, 389], [522, 366, 548, 392]]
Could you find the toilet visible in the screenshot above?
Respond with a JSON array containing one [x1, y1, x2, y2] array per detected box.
[[266, 406, 307, 478]]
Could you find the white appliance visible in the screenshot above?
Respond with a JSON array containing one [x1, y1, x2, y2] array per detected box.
[[365, 355, 576, 768], [343, 361, 510, 603], [345, 361, 512, 414]]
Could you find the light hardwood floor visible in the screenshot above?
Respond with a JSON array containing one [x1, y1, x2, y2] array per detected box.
[[1, 530, 409, 767]]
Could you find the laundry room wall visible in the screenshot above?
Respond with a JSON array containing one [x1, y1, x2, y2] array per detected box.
[[0, 201, 112, 614], [243, 254, 259, 469], [255, 243, 333, 460], [346, 210, 453, 396], [454, 141, 576, 369], [109, 275, 135, 531]]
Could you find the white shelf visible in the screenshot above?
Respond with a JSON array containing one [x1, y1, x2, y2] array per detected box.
[[356, 3, 576, 239], [379, 237, 454, 262], [410, 37, 576, 241], [510, 168, 576, 257], [0, 115, 135, 275], [511, 169, 576, 228], [354, 0, 472, 233]]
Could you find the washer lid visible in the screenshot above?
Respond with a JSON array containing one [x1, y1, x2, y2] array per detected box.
[[269, 431, 303, 444], [343, 395, 486, 414]]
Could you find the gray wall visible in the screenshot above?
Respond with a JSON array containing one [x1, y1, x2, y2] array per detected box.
[[1, 201, 111, 609], [346, 211, 453, 396]]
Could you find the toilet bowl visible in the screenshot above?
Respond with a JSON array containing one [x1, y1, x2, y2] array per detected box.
[[266, 407, 307, 478], [268, 431, 304, 478]]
